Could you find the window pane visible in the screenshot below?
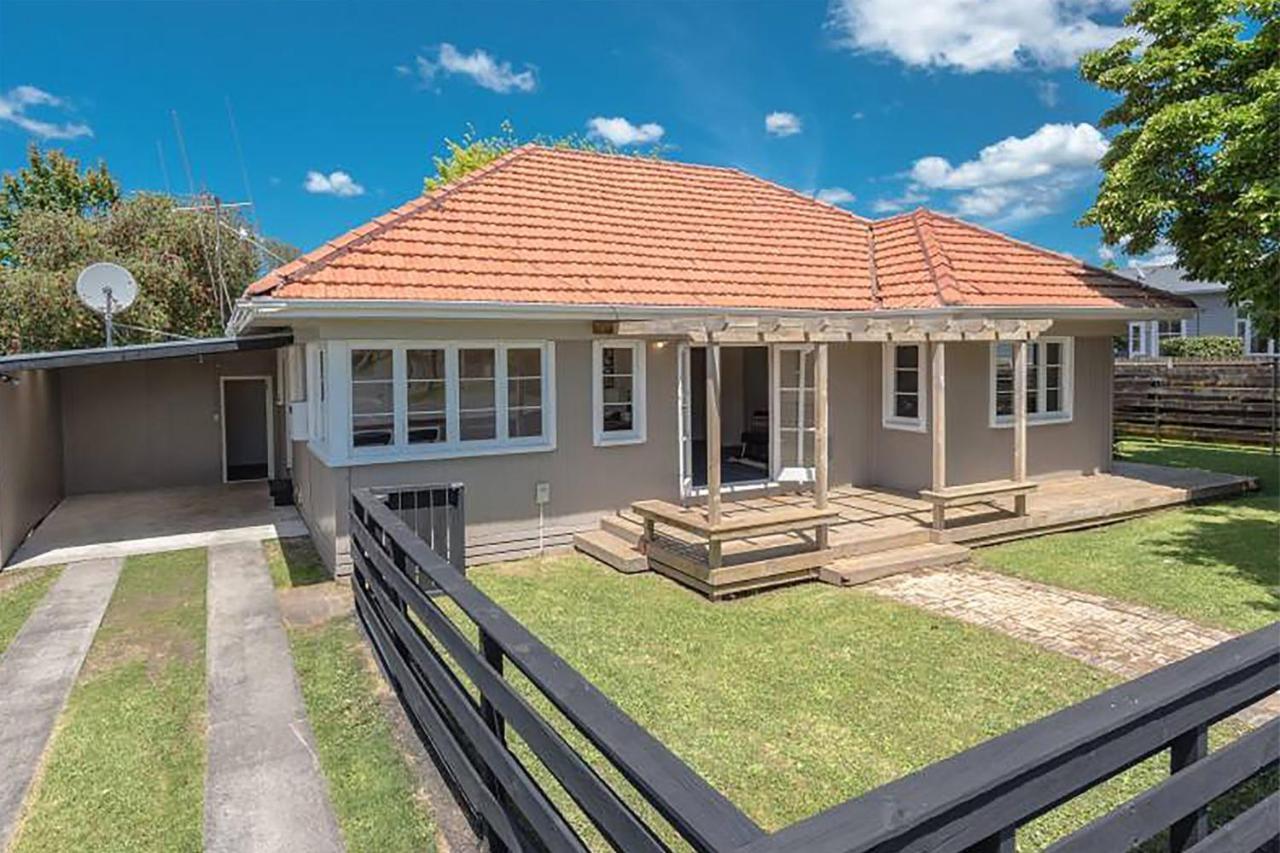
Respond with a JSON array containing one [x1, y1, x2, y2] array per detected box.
[[508, 408, 543, 438], [779, 350, 801, 387], [996, 392, 1013, 417], [895, 344, 918, 370], [1045, 342, 1062, 367], [408, 380, 445, 410], [780, 390, 801, 427], [408, 413, 446, 444], [602, 346, 633, 375], [460, 410, 496, 441], [507, 347, 541, 379], [352, 415, 393, 447], [602, 375, 632, 405], [602, 403, 633, 433], [508, 377, 542, 409], [779, 430, 799, 468], [895, 393, 919, 419], [896, 368, 919, 394], [1046, 389, 1061, 412], [352, 382, 392, 415], [459, 378, 495, 410], [460, 348, 495, 379], [407, 349, 444, 380], [802, 431, 815, 467], [351, 349, 392, 380]]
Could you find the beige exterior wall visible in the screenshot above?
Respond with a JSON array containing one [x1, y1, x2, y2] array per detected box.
[[0, 369, 64, 565], [293, 317, 1119, 571], [60, 349, 286, 494]]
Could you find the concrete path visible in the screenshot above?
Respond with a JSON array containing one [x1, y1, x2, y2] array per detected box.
[[0, 557, 124, 850], [204, 541, 344, 853], [867, 567, 1280, 726]]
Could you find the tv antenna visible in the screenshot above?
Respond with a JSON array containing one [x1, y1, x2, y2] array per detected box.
[[76, 262, 138, 347]]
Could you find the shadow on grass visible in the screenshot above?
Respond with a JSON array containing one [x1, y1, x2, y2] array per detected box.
[[265, 537, 330, 589]]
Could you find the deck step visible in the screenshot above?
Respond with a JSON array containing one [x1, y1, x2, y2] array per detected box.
[[573, 530, 649, 574], [819, 542, 970, 587], [600, 514, 645, 547]]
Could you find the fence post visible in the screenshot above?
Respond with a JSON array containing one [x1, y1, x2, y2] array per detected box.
[[478, 628, 507, 853], [1168, 725, 1209, 851], [1152, 373, 1162, 443], [1270, 356, 1277, 457], [449, 483, 467, 574]]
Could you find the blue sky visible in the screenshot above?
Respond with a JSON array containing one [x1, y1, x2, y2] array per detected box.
[[0, 0, 1141, 264]]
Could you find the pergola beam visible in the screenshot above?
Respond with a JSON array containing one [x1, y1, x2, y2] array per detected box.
[[614, 316, 1054, 343]]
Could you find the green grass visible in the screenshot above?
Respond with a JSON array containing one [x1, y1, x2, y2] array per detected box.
[[467, 555, 1188, 849], [0, 566, 60, 655], [288, 614, 435, 853], [977, 438, 1279, 632], [265, 537, 331, 589], [12, 549, 207, 853]]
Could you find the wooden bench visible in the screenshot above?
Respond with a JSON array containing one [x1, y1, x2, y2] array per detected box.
[[918, 479, 1038, 532], [631, 499, 841, 569]]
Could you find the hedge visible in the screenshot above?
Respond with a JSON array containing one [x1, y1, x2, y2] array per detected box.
[[1160, 336, 1244, 358]]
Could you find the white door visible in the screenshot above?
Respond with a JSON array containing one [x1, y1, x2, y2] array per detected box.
[[677, 342, 694, 498], [772, 345, 816, 483]]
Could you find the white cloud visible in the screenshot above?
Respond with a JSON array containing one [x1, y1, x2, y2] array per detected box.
[[0, 85, 92, 140], [1097, 244, 1116, 261], [871, 188, 929, 213], [852, 111, 866, 120], [1035, 79, 1060, 107], [765, 111, 802, 137], [585, 116, 665, 146], [827, 0, 1130, 72], [1127, 239, 1177, 269], [407, 43, 536, 94], [902, 123, 1108, 225], [304, 170, 365, 197], [815, 187, 856, 205]]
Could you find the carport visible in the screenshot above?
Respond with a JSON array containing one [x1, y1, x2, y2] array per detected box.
[[0, 334, 301, 567]]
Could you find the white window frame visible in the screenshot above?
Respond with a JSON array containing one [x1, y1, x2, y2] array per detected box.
[[1235, 314, 1277, 357], [306, 343, 328, 447], [989, 337, 1074, 428], [1127, 322, 1149, 357], [592, 340, 647, 447], [881, 342, 928, 433], [318, 339, 555, 466]]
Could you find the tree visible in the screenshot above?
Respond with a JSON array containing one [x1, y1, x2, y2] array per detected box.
[[1, 143, 120, 263], [424, 121, 660, 191], [1080, 0, 1279, 337]]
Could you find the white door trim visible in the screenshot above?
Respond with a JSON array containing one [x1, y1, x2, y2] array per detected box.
[[219, 375, 275, 483]]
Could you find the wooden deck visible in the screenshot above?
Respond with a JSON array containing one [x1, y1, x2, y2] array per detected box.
[[574, 463, 1259, 599]]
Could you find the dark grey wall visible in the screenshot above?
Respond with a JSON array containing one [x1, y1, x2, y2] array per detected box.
[[0, 369, 64, 565]]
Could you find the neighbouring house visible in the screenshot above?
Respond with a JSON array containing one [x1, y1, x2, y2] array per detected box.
[[5, 146, 1253, 594], [1121, 263, 1276, 358]]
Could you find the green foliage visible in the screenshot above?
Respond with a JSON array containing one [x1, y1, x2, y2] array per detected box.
[[1160, 335, 1245, 358], [1080, 0, 1280, 338], [0, 143, 119, 262], [424, 121, 659, 191]]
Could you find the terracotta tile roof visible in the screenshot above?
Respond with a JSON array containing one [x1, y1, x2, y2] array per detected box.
[[248, 145, 1186, 314]]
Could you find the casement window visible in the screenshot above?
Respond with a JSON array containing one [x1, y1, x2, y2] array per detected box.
[[881, 342, 927, 432], [306, 344, 328, 445], [990, 337, 1073, 427], [342, 341, 555, 461], [1127, 322, 1149, 357], [592, 340, 646, 446]]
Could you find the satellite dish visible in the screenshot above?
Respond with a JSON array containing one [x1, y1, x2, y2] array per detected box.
[[76, 263, 138, 347]]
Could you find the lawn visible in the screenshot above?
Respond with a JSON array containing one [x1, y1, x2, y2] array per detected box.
[[13, 549, 207, 853], [265, 536, 332, 588], [0, 566, 60, 655], [977, 438, 1279, 632], [468, 555, 1183, 850]]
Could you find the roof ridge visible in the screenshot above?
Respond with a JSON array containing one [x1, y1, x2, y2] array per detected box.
[[909, 209, 964, 307], [522, 143, 744, 176], [867, 222, 882, 307], [726, 166, 875, 226], [251, 146, 535, 296]]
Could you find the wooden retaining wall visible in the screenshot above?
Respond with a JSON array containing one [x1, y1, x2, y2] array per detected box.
[[1114, 357, 1279, 448]]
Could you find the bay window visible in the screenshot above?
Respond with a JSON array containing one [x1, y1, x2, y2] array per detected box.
[[339, 341, 554, 461], [593, 340, 646, 445], [990, 337, 1073, 426], [881, 342, 927, 432]]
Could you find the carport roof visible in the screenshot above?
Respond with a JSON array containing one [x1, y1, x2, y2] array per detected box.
[[0, 333, 292, 375]]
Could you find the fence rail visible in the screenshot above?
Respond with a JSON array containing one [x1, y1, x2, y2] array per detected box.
[[1115, 357, 1279, 449], [352, 484, 1280, 853]]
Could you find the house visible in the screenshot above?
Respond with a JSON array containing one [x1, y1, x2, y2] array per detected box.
[[5, 146, 1253, 593], [1121, 263, 1275, 357]]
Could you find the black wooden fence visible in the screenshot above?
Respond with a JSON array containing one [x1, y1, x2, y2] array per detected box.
[[351, 484, 1279, 853], [1115, 357, 1280, 450]]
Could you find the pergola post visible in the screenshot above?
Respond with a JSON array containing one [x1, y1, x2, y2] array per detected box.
[[705, 341, 722, 535], [814, 342, 830, 549], [931, 341, 947, 530], [1013, 339, 1029, 516]]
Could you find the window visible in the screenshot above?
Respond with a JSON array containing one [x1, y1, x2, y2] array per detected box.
[[351, 349, 394, 447], [776, 346, 817, 480], [1155, 320, 1185, 355], [881, 342, 926, 432], [1236, 315, 1276, 356], [343, 341, 554, 461], [307, 343, 328, 445], [990, 337, 1073, 426], [1127, 322, 1149, 357], [592, 340, 646, 445]]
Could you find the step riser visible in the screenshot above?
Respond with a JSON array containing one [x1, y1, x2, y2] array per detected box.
[[600, 516, 644, 546]]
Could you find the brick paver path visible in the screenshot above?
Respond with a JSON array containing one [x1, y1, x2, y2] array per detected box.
[[867, 567, 1278, 727]]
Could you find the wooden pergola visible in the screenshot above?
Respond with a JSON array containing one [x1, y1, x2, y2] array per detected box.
[[611, 315, 1054, 536]]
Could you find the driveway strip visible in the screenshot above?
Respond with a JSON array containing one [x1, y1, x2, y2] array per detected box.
[[204, 540, 344, 853], [0, 557, 124, 850]]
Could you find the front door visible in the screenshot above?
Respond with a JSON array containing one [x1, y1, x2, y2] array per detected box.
[[772, 345, 816, 483]]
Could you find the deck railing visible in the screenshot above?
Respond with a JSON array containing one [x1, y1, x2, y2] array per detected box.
[[351, 483, 1279, 853]]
